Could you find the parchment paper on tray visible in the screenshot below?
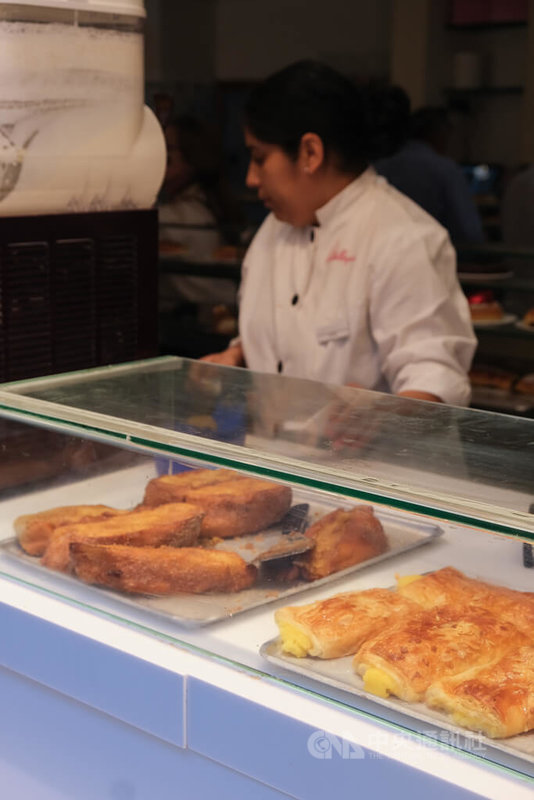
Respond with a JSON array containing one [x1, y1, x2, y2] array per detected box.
[[213, 503, 313, 564], [0, 492, 444, 626]]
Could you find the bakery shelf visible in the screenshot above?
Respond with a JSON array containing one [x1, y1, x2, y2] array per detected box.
[[474, 322, 534, 338], [445, 85, 524, 95], [460, 274, 534, 292], [457, 243, 534, 261], [447, 21, 527, 31], [158, 254, 241, 280]]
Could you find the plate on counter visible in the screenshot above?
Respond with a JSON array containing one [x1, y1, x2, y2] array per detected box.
[[515, 321, 534, 334], [260, 637, 534, 772], [473, 314, 517, 329], [470, 386, 534, 415], [0, 491, 443, 627]]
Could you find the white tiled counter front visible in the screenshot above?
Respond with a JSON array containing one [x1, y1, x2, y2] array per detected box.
[[0, 522, 532, 800]]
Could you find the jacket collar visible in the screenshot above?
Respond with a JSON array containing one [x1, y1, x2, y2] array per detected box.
[[315, 166, 376, 228]]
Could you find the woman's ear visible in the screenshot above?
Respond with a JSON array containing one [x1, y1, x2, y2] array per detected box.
[[299, 132, 325, 175]]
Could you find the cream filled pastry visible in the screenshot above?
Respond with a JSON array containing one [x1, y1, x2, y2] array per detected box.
[[353, 604, 529, 703], [275, 588, 418, 659], [426, 645, 534, 739]]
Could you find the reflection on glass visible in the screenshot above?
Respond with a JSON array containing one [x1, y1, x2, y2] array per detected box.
[[2, 357, 533, 536]]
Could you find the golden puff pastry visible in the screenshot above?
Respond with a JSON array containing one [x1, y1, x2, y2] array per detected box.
[[15, 504, 128, 556], [297, 506, 388, 581], [178, 477, 292, 539], [41, 502, 203, 573], [397, 566, 534, 636], [275, 588, 419, 659], [142, 468, 242, 507], [426, 645, 534, 739], [70, 542, 257, 594], [353, 605, 530, 703]]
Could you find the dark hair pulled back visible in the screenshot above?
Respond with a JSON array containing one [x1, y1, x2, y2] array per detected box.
[[244, 60, 373, 174]]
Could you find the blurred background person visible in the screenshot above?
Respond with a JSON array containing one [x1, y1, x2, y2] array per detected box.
[[153, 91, 174, 129], [365, 82, 412, 167], [496, 164, 534, 322], [158, 114, 244, 315], [501, 163, 534, 248], [375, 105, 484, 246]]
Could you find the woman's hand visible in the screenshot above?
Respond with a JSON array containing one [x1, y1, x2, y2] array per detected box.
[[298, 383, 381, 454], [324, 387, 442, 451], [199, 344, 245, 367], [397, 390, 442, 403], [323, 387, 382, 453]]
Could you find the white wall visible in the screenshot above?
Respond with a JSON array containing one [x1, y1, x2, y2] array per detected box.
[[215, 0, 392, 81], [390, 0, 528, 165], [144, 0, 166, 82], [146, 0, 392, 84], [143, 0, 526, 166], [444, 25, 527, 164], [145, 0, 217, 83], [436, 16, 527, 165]]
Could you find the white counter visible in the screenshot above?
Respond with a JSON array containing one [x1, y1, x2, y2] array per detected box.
[[0, 464, 532, 800]]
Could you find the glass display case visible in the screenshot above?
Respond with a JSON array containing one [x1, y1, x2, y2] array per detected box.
[[0, 355, 533, 796]]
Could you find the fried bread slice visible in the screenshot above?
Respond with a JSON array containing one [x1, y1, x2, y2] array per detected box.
[[41, 503, 203, 572], [15, 504, 128, 556], [70, 542, 257, 594], [180, 477, 292, 538], [296, 506, 388, 581], [426, 645, 534, 739], [275, 588, 418, 659], [143, 468, 242, 506], [353, 605, 530, 703]]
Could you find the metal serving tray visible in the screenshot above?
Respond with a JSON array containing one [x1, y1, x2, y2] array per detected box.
[[0, 488, 443, 627], [260, 630, 534, 773]]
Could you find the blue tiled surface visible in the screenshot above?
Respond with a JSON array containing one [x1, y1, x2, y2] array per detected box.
[[186, 677, 488, 800], [0, 665, 293, 800], [0, 602, 184, 746]]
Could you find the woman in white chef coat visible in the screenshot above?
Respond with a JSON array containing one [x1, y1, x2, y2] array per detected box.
[[202, 60, 476, 407]]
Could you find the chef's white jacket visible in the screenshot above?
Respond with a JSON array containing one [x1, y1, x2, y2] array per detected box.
[[237, 168, 477, 406]]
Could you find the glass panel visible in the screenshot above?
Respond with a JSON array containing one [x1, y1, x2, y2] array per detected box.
[[0, 395, 533, 779], [1, 356, 533, 539]]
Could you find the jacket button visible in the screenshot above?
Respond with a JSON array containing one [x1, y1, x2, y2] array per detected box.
[[277, 361, 283, 373], [291, 294, 299, 305]]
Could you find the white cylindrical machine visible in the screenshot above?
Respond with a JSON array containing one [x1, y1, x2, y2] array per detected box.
[[0, 0, 166, 215]]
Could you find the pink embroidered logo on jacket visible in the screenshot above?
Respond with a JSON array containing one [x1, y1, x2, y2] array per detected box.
[[326, 246, 356, 264]]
